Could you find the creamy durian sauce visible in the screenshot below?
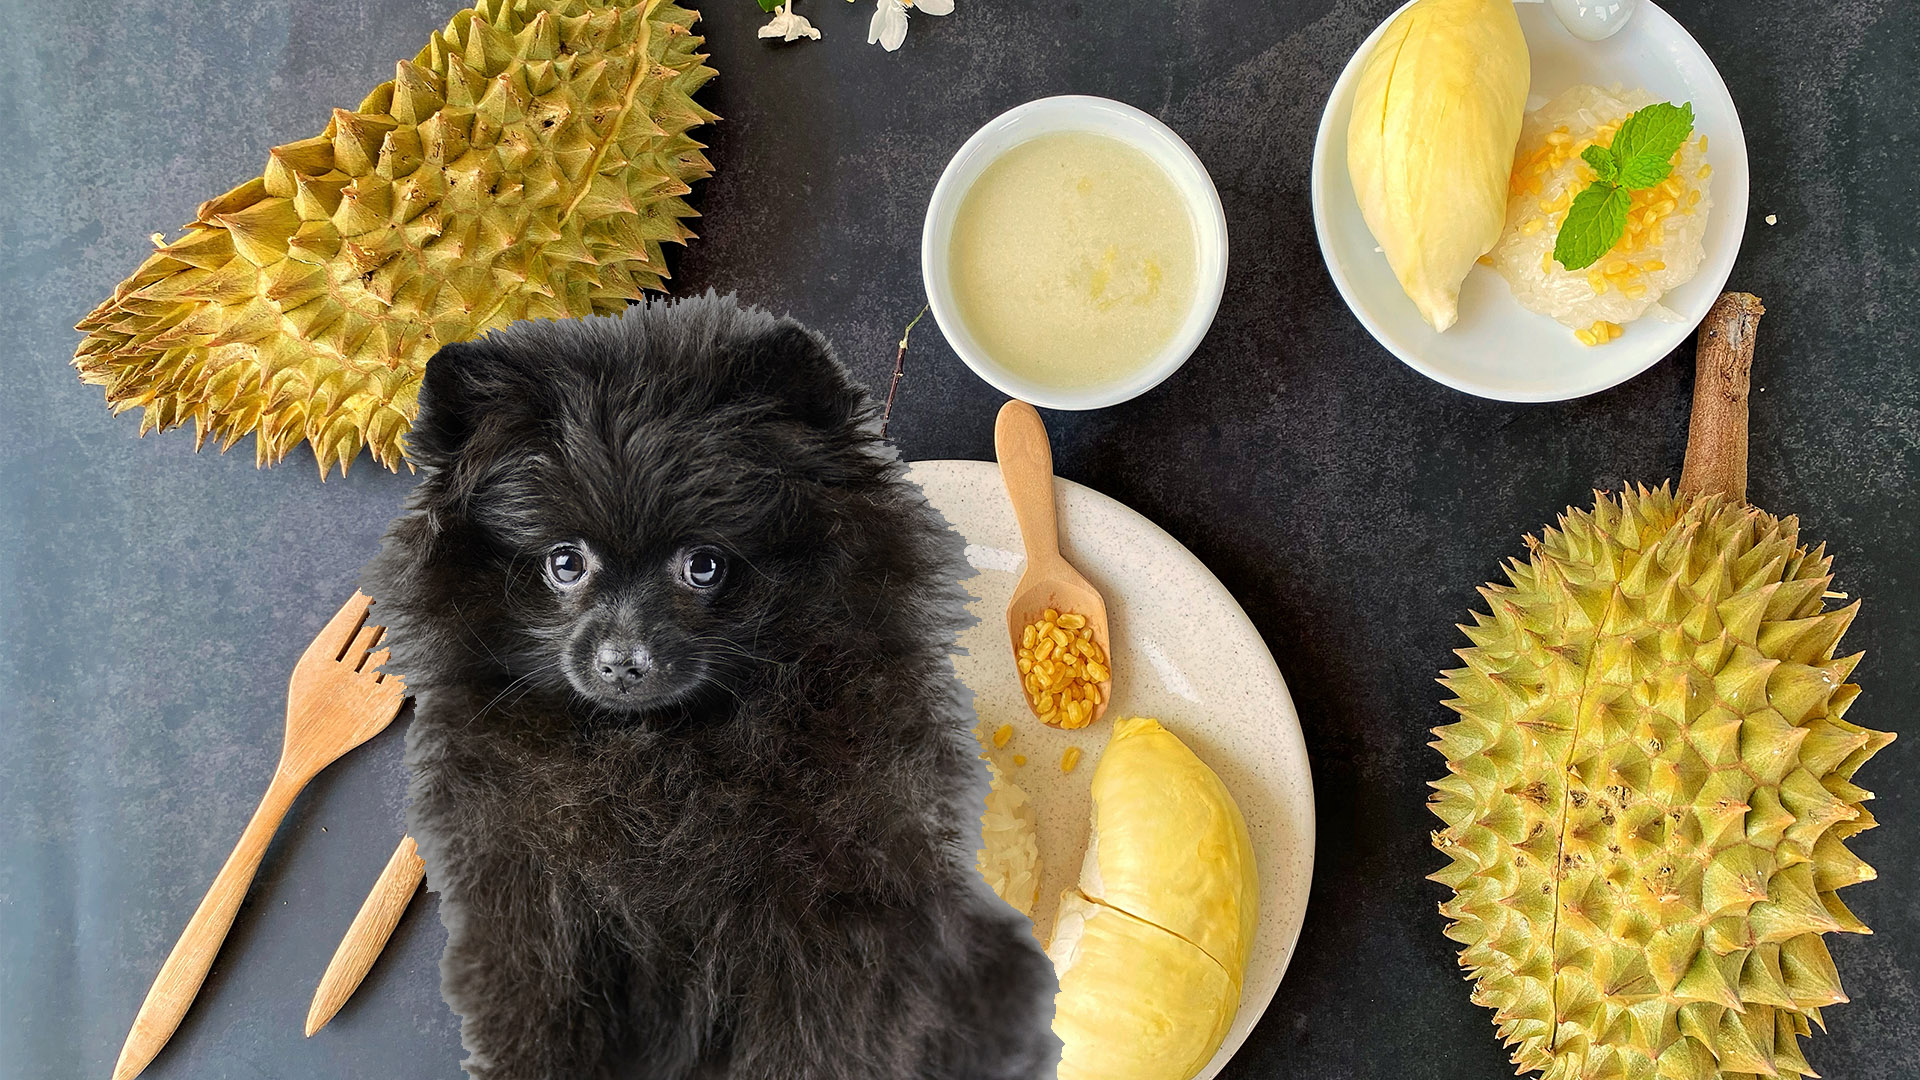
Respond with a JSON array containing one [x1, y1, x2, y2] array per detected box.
[[948, 132, 1198, 391]]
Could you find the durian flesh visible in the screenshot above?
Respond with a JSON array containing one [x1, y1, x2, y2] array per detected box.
[[1048, 717, 1258, 1080], [1346, 0, 1528, 331], [73, 0, 717, 477], [1048, 891, 1237, 1080], [1432, 485, 1893, 1080], [1077, 715, 1259, 979]]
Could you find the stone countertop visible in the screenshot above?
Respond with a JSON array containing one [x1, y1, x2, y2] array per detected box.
[[2, 1, 1914, 1078]]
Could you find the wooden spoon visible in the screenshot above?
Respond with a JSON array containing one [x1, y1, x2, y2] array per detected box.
[[994, 400, 1114, 728], [113, 592, 406, 1080]]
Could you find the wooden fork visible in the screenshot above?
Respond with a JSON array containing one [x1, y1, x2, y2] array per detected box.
[[303, 833, 426, 1037], [112, 591, 407, 1080]]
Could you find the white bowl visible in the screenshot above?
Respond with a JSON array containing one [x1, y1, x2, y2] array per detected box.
[[922, 96, 1229, 410], [1311, 0, 1750, 402]]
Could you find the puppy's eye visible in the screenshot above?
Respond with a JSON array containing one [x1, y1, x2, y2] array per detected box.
[[547, 545, 588, 586], [682, 549, 725, 590]]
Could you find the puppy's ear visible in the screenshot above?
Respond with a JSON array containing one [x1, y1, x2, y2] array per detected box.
[[729, 322, 868, 431], [407, 340, 509, 467]]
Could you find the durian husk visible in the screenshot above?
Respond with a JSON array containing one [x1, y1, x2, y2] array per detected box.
[[1432, 480, 1893, 1080], [73, 0, 717, 477]]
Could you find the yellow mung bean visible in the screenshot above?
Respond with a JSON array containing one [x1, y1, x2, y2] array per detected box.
[[1576, 320, 1623, 347], [1014, 609, 1109, 730]]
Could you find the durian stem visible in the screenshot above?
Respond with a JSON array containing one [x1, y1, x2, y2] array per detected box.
[[1678, 292, 1765, 505]]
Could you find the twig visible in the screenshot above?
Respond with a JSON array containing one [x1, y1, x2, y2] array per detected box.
[[880, 305, 928, 441]]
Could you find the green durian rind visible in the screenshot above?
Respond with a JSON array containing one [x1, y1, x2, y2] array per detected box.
[[1432, 483, 1891, 1080], [74, 0, 717, 477]]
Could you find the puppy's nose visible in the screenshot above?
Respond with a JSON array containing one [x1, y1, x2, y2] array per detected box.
[[594, 644, 652, 688]]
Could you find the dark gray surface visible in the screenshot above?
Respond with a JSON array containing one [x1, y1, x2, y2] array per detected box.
[[3, 1, 1915, 1078]]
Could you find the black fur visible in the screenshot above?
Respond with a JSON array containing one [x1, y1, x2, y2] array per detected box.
[[361, 293, 1060, 1080]]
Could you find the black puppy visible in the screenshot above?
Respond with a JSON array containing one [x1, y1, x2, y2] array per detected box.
[[362, 293, 1059, 1080]]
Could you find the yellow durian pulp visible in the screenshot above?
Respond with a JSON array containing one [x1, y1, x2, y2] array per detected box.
[[1080, 716, 1258, 976], [1047, 717, 1258, 1080], [1047, 891, 1237, 1080], [1346, 0, 1529, 331]]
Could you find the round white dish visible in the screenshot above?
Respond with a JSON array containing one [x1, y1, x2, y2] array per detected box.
[[921, 96, 1229, 411], [906, 459, 1314, 1080], [1310, 0, 1750, 402]]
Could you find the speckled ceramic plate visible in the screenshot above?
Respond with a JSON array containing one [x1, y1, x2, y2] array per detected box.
[[906, 459, 1315, 1080]]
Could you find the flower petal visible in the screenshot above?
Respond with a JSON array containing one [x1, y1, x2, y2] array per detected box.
[[770, 4, 821, 40], [869, 0, 908, 49], [914, 0, 954, 14]]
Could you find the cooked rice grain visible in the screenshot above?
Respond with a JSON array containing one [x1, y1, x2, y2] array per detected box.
[[977, 757, 1041, 917]]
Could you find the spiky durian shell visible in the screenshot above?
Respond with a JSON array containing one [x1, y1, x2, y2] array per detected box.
[[73, 0, 717, 477], [1431, 484, 1892, 1080]]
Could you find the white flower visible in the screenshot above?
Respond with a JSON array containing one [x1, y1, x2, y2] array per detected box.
[[866, 0, 952, 51], [758, 1, 821, 42]]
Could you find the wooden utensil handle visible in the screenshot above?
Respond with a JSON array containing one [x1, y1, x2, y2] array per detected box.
[[113, 772, 303, 1080], [1678, 292, 1765, 503], [995, 400, 1064, 571], [305, 834, 427, 1037]]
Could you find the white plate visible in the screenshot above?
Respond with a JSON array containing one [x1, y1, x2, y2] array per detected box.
[[1310, 0, 1750, 401], [907, 459, 1315, 1080]]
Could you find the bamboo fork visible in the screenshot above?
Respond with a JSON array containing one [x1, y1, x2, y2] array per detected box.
[[304, 833, 426, 1036], [112, 592, 407, 1080]]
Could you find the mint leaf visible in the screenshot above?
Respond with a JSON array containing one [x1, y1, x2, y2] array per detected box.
[[757, 0, 781, 11], [1554, 183, 1632, 271], [1611, 101, 1695, 189], [1548, 101, 1697, 271], [1581, 144, 1619, 184], [1618, 153, 1674, 190]]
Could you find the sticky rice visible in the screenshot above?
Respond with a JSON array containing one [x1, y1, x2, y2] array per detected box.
[[977, 757, 1041, 917], [1490, 84, 1713, 342]]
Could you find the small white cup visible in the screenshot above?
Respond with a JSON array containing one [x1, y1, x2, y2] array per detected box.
[[920, 96, 1229, 411]]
